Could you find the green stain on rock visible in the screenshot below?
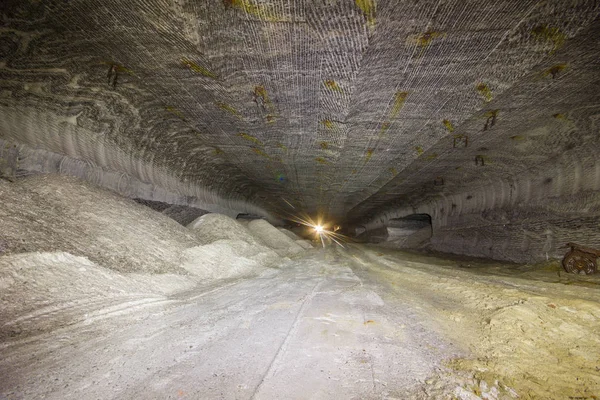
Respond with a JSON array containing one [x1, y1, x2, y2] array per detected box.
[[321, 120, 335, 129], [543, 63, 568, 79], [181, 58, 218, 79], [443, 119, 454, 133], [217, 102, 242, 118], [531, 24, 566, 54], [166, 106, 185, 120], [390, 91, 409, 119], [223, 0, 280, 21], [324, 80, 343, 93], [410, 31, 445, 48], [238, 132, 263, 146], [252, 147, 270, 159], [277, 142, 288, 151], [103, 62, 134, 75], [476, 83, 492, 102], [553, 113, 567, 120], [355, 0, 376, 28]]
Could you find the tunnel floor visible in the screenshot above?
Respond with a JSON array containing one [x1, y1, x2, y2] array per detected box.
[[1, 246, 599, 399]]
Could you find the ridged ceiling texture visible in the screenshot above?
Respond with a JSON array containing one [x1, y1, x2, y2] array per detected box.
[[1, 0, 599, 230]]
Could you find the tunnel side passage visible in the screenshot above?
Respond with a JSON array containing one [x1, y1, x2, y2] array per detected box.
[[355, 214, 432, 249]]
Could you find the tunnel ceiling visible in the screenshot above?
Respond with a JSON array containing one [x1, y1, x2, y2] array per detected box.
[[1, 1, 599, 224]]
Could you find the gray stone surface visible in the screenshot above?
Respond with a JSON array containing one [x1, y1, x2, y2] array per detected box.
[[1, 1, 599, 261]]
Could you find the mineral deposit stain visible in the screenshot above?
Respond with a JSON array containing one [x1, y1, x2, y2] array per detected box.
[[224, 0, 278, 21], [213, 147, 224, 155], [389, 167, 398, 175], [543, 63, 567, 79], [409, 30, 445, 48], [277, 142, 288, 151], [254, 85, 277, 123], [315, 157, 329, 165], [390, 91, 409, 119], [365, 148, 374, 162], [238, 132, 263, 146], [252, 148, 270, 159], [181, 57, 218, 79], [321, 120, 334, 129], [415, 146, 424, 155], [320, 142, 329, 150], [553, 113, 566, 120], [216, 101, 242, 118], [166, 106, 185, 120], [443, 119, 454, 133], [531, 24, 566, 54], [324, 80, 343, 93], [476, 83, 492, 102], [483, 110, 498, 131], [102, 62, 134, 76], [355, 0, 376, 28], [425, 153, 438, 161], [510, 135, 526, 141]]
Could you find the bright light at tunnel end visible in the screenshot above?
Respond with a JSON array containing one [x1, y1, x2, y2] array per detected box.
[[314, 225, 324, 233]]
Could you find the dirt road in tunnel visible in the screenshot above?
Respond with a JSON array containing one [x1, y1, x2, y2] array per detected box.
[[1, 246, 599, 399]]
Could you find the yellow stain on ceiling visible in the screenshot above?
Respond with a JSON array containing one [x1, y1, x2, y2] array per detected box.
[[103, 62, 134, 75], [320, 142, 329, 150], [553, 113, 567, 120], [355, 0, 376, 28], [277, 142, 288, 151], [389, 167, 398, 176], [225, 0, 279, 21], [415, 146, 424, 155], [543, 63, 568, 79], [324, 80, 343, 93], [484, 109, 499, 118], [390, 91, 409, 119], [254, 85, 273, 108], [254, 85, 277, 123], [443, 119, 454, 132], [321, 120, 335, 129], [365, 148, 375, 162], [409, 30, 445, 48], [213, 147, 224, 155], [476, 83, 492, 102], [531, 24, 566, 54], [216, 102, 242, 118], [252, 147, 271, 159], [315, 157, 330, 165], [166, 106, 185, 120], [425, 153, 438, 160], [181, 57, 218, 79], [238, 132, 263, 146]]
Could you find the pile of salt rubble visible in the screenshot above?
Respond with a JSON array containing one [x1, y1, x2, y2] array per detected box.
[[0, 174, 312, 340]]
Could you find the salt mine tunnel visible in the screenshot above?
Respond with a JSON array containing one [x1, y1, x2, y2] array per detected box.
[[1, 0, 600, 399]]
